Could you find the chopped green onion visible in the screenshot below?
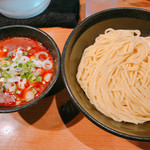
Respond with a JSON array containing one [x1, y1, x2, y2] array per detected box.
[[13, 52, 16, 56], [3, 55, 12, 60], [1, 61, 11, 67], [18, 63, 23, 68], [27, 46, 31, 51], [3, 72, 11, 81], [26, 61, 35, 68], [31, 76, 36, 80], [27, 73, 36, 82], [36, 76, 42, 82], [21, 74, 26, 79], [32, 88, 37, 94], [15, 58, 19, 63], [2, 70, 6, 74], [24, 68, 31, 73], [0, 87, 4, 93], [23, 51, 28, 55], [16, 90, 21, 94], [0, 86, 5, 92]]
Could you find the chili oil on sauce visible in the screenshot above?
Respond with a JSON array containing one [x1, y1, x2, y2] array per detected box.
[[0, 37, 54, 106]]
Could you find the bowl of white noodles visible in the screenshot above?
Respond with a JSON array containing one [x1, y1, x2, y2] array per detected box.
[[62, 7, 150, 141]]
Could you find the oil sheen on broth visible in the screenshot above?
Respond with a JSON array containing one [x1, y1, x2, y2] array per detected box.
[[0, 37, 54, 106]]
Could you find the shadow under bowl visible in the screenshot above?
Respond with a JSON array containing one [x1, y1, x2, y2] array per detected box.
[[62, 8, 150, 141], [0, 25, 60, 113]]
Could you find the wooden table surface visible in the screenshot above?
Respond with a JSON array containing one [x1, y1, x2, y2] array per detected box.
[[1, 0, 150, 150]]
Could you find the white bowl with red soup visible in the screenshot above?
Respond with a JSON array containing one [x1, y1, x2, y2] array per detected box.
[[0, 25, 60, 112]]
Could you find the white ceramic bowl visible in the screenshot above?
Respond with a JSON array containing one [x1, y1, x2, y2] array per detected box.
[[0, 0, 51, 19]]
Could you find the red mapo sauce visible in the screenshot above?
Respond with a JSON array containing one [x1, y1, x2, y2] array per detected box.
[[0, 37, 54, 106]]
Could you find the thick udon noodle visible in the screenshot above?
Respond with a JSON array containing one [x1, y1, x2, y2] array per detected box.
[[76, 28, 150, 124]]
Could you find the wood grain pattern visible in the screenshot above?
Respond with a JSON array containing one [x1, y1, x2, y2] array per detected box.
[[0, 0, 150, 150]]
